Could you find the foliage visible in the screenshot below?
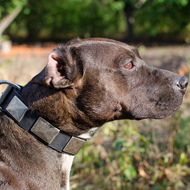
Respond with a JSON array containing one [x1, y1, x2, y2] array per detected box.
[[6, 0, 126, 40], [71, 108, 190, 189], [0, 0, 26, 19], [1, 0, 190, 41], [71, 120, 144, 189], [0, 0, 26, 39], [134, 0, 190, 38]]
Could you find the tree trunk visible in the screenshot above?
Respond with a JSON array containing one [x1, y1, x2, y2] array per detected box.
[[123, 2, 134, 42], [0, 6, 22, 38]]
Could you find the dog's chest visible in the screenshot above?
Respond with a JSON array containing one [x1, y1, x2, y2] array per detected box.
[[60, 154, 74, 190]]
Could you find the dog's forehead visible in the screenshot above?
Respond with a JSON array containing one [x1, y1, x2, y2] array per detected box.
[[67, 38, 138, 55]]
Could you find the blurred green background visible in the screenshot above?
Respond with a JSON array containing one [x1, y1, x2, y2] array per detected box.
[[1, 0, 190, 190], [1, 0, 190, 43]]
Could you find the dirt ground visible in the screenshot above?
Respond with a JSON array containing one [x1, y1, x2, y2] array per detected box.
[[0, 43, 55, 87], [141, 45, 189, 74]]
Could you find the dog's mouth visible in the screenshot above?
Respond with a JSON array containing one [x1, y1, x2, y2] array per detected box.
[[138, 99, 182, 119], [124, 90, 185, 120]]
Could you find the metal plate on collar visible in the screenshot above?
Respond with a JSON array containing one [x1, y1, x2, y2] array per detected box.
[[31, 117, 60, 144], [63, 137, 86, 155], [6, 96, 28, 122]]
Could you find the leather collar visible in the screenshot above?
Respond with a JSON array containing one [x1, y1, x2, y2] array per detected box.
[[0, 81, 86, 155]]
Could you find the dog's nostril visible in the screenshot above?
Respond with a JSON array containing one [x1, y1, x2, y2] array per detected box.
[[178, 76, 188, 90]]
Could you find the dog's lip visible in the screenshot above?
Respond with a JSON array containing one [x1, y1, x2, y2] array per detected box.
[[156, 102, 172, 111], [130, 102, 182, 119], [134, 114, 169, 120]]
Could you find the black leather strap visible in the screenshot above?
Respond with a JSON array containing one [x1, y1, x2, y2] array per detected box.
[[0, 85, 85, 155]]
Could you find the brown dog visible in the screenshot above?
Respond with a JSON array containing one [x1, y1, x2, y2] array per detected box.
[[0, 38, 188, 189]]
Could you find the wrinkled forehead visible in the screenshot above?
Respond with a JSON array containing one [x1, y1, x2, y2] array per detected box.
[[67, 38, 138, 55], [66, 38, 141, 69]]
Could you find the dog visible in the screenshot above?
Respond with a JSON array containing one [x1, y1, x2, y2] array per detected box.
[[0, 38, 188, 190]]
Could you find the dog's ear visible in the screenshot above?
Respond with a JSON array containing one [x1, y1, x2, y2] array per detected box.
[[44, 46, 77, 89]]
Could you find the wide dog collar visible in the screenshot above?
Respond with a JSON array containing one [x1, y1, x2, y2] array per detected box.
[[0, 80, 86, 155]]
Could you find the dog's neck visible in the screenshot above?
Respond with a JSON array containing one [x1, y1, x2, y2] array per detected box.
[[1, 81, 99, 189], [21, 75, 102, 189], [21, 83, 97, 137]]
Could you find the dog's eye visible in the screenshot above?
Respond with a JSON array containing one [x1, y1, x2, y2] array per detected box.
[[124, 61, 133, 69]]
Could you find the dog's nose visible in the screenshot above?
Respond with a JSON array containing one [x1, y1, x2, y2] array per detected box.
[[177, 76, 188, 92]]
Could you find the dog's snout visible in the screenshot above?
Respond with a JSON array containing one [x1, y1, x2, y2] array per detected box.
[[176, 76, 188, 92]]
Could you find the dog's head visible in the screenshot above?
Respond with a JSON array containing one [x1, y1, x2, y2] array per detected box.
[[23, 38, 188, 134]]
